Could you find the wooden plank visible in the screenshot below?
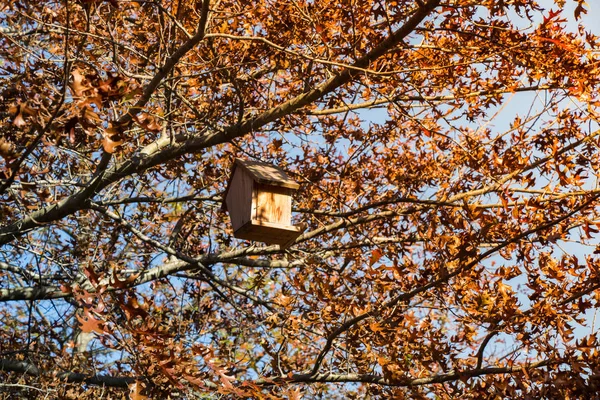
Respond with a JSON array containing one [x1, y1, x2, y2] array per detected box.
[[254, 184, 292, 225]]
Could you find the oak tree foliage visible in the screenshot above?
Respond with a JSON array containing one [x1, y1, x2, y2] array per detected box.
[[0, 0, 599, 398]]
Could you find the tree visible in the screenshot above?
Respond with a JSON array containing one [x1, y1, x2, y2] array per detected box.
[[0, 0, 599, 397]]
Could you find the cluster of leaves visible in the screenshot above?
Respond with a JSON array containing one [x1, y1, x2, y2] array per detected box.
[[1, 0, 600, 398]]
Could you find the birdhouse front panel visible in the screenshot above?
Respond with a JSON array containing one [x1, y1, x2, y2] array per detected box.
[[254, 184, 293, 226]]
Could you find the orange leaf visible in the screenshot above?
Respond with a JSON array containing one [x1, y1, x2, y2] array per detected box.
[[111, 270, 139, 289], [13, 112, 27, 128], [9, 103, 36, 128], [369, 321, 385, 332], [70, 69, 93, 97], [76, 310, 105, 334], [103, 135, 123, 153], [129, 381, 148, 400], [369, 249, 383, 266]]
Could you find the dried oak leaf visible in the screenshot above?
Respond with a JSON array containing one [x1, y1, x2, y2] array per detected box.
[[64, 117, 79, 144], [118, 295, 149, 321], [102, 123, 124, 153], [129, 381, 149, 400], [369, 249, 383, 266], [70, 69, 93, 97], [9, 102, 37, 128], [84, 265, 102, 286], [0, 138, 18, 160], [97, 73, 126, 101], [76, 310, 105, 334], [102, 135, 124, 153], [133, 113, 163, 132], [111, 270, 140, 289], [80, 105, 101, 130], [80, 0, 119, 8]]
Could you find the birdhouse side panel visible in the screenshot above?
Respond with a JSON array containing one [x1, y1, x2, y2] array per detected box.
[[226, 169, 254, 232], [254, 184, 293, 225]]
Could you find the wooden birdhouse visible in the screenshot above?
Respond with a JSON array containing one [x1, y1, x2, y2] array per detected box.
[[223, 158, 303, 248]]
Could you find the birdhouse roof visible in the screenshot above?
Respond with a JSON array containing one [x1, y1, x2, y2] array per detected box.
[[222, 158, 300, 211], [231, 158, 300, 189]]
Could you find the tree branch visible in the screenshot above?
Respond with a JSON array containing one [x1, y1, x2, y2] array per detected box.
[[284, 359, 555, 386], [306, 85, 560, 115], [0, 358, 135, 388]]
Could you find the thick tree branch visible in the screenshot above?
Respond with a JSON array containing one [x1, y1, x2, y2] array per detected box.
[[0, 357, 559, 391], [0, 358, 134, 388], [90, 204, 276, 311], [0, 286, 68, 302], [96, 194, 222, 206], [285, 359, 556, 386], [0, 359, 40, 376]]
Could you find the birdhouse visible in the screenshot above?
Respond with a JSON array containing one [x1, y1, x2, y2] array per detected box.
[[223, 158, 303, 248]]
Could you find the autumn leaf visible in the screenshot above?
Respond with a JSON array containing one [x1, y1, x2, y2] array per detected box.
[[0, 138, 17, 160], [133, 113, 163, 132], [369, 249, 383, 266], [83, 265, 101, 286], [129, 381, 148, 400], [102, 134, 123, 153], [574, 1, 588, 20], [118, 294, 149, 321], [80, 106, 101, 130], [9, 102, 36, 127], [70, 69, 93, 97], [59, 284, 73, 294], [76, 310, 105, 334]]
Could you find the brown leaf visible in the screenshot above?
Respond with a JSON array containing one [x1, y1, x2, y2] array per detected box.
[[84, 266, 101, 286], [76, 310, 105, 334], [111, 270, 140, 289], [369, 249, 383, 266], [102, 136, 123, 153], [70, 69, 93, 97], [13, 112, 27, 128], [134, 113, 163, 132], [0, 138, 17, 160], [9, 102, 37, 128], [119, 295, 149, 321], [80, 106, 101, 130], [129, 381, 149, 400], [64, 117, 79, 144]]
